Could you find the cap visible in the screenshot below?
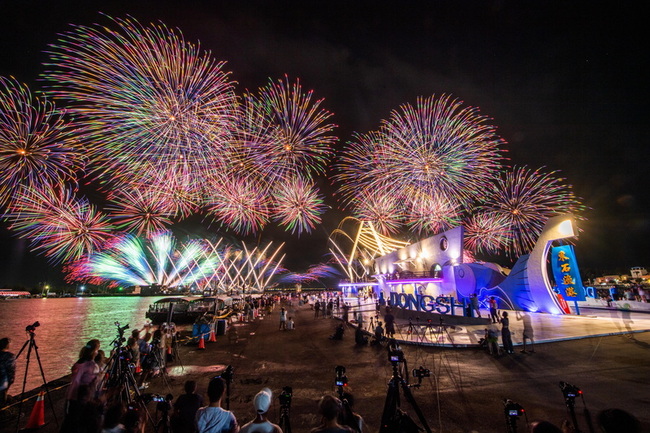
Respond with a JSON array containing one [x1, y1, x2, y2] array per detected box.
[[254, 388, 272, 413]]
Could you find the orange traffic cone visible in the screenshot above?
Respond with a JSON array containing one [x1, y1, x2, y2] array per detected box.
[[24, 391, 45, 429], [198, 334, 206, 349], [209, 328, 217, 342]]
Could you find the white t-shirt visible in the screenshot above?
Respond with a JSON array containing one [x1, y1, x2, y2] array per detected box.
[[240, 420, 281, 433], [195, 406, 238, 433]]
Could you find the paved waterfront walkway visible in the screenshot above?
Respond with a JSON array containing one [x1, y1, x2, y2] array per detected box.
[[337, 299, 650, 347]]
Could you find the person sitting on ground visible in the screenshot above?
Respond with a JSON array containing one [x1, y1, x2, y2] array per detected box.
[[330, 323, 345, 340], [172, 380, 204, 433], [311, 395, 355, 433], [371, 322, 385, 346], [195, 376, 239, 433], [239, 387, 282, 433], [354, 327, 368, 346]]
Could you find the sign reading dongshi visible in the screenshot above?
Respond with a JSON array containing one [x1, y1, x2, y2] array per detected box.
[[389, 292, 463, 315]]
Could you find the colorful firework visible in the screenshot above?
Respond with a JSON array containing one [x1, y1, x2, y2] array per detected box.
[[0, 76, 84, 209], [7, 184, 115, 263], [105, 189, 175, 236], [349, 189, 405, 235], [272, 176, 328, 235], [66, 232, 221, 288], [479, 166, 585, 257], [404, 193, 461, 235], [244, 76, 337, 180], [203, 174, 270, 234], [463, 211, 512, 255], [42, 15, 238, 193], [201, 240, 286, 294], [275, 263, 342, 285], [335, 94, 506, 233]]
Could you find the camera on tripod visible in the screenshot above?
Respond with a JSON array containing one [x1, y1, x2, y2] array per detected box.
[[335, 366, 348, 387], [387, 340, 404, 364], [279, 386, 292, 407], [503, 399, 524, 418], [559, 381, 581, 404], [25, 321, 40, 332], [220, 365, 234, 383], [112, 322, 130, 347]]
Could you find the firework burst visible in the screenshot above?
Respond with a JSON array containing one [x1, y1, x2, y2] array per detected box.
[[0, 76, 84, 208], [204, 174, 270, 234], [7, 184, 115, 263], [463, 211, 512, 255], [480, 166, 585, 257], [65, 231, 220, 288], [42, 15, 238, 192], [105, 188, 175, 236], [272, 176, 327, 235], [245, 76, 337, 181], [335, 94, 506, 233]]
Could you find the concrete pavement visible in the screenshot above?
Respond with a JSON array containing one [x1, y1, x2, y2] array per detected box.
[[339, 299, 650, 348]]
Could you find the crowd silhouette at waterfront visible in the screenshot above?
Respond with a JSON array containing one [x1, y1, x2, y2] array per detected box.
[[0, 292, 644, 433]]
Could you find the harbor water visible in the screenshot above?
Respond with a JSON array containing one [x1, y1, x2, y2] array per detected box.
[[0, 296, 166, 393]]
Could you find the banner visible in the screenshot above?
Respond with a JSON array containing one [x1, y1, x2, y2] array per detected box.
[[551, 245, 586, 301]]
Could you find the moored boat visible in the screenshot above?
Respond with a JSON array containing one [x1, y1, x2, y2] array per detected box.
[[145, 296, 230, 324]]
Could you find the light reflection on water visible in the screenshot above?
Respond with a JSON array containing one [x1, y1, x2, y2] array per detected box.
[[0, 296, 167, 393]]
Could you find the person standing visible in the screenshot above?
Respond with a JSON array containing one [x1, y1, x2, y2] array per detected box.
[[314, 300, 321, 318], [384, 309, 396, 339], [172, 380, 204, 433], [501, 312, 514, 354], [279, 307, 287, 331], [195, 377, 239, 433], [0, 337, 16, 407], [469, 293, 482, 318], [488, 297, 499, 323], [239, 388, 282, 433]]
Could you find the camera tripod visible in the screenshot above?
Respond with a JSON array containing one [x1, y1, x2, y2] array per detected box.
[[14, 322, 59, 432], [279, 402, 291, 433], [421, 318, 455, 347], [379, 361, 432, 433], [278, 386, 292, 433]]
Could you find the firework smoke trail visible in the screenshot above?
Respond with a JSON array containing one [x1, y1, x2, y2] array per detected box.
[[0, 76, 84, 209], [335, 94, 506, 233], [272, 176, 328, 235], [480, 166, 585, 257], [42, 15, 238, 192], [105, 188, 175, 236], [7, 185, 115, 263]]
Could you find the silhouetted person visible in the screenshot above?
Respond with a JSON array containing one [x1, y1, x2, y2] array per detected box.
[[501, 312, 514, 354], [172, 380, 204, 433], [311, 395, 355, 433], [597, 408, 640, 433]]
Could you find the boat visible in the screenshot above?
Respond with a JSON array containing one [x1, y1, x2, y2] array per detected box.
[[145, 296, 231, 324]]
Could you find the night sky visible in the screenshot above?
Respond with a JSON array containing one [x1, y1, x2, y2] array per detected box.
[[0, 1, 648, 287]]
